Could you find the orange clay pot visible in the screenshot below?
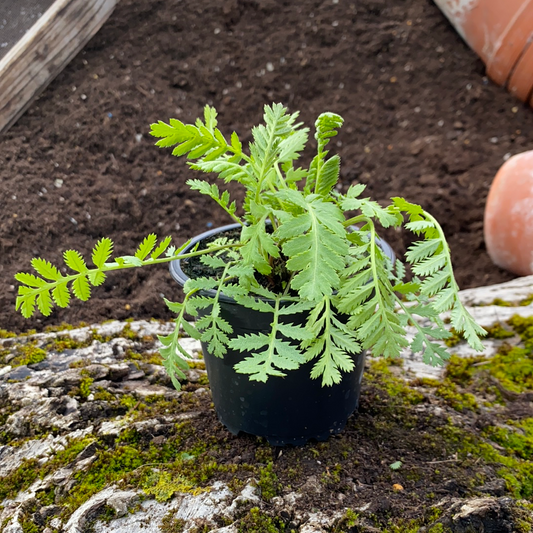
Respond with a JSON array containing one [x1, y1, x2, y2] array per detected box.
[[484, 151, 533, 276], [434, 0, 533, 105]]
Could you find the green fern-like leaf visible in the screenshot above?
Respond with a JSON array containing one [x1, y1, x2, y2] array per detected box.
[[187, 179, 241, 222], [277, 129, 309, 163], [16, 288, 36, 318], [164, 299, 202, 340], [393, 197, 486, 353], [303, 296, 360, 385], [229, 295, 310, 381], [183, 277, 219, 294], [314, 112, 344, 151], [404, 239, 442, 264], [241, 215, 280, 275], [37, 290, 53, 316], [64, 250, 87, 273], [150, 106, 230, 161], [158, 329, 190, 389], [92, 238, 113, 268], [419, 270, 450, 298], [306, 112, 343, 195], [342, 190, 402, 228], [14, 273, 46, 288], [231, 334, 305, 382], [249, 103, 303, 184], [151, 236, 172, 259], [72, 275, 90, 301], [88, 271, 106, 286], [338, 238, 409, 359], [450, 305, 486, 351], [135, 234, 158, 261], [149, 119, 191, 147], [116, 256, 143, 267], [190, 159, 250, 185], [277, 192, 348, 300], [277, 300, 316, 315], [52, 282, 70, 308], [233, 295, 275, 313], [203, 104, 218, 132], [31, 258, 61, 281], [196, 301, 232, 357], [315, 155, 340, 197]]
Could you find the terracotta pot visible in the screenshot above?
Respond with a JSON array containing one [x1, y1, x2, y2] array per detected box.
[[484, 150, 533, 276], [434, 0, 533, 105]]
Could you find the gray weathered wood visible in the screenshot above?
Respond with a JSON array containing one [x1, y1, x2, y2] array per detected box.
[[0, 0, 117, 134]]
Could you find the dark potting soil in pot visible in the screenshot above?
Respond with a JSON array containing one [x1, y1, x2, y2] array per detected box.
[[180, 226, 295, 295], [0, 0, 526, 335]]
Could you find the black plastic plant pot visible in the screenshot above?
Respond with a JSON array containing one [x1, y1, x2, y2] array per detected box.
[[169, 223, 393, 446]]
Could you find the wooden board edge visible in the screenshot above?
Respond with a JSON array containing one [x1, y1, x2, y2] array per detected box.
[[0, 0, 118, 135]]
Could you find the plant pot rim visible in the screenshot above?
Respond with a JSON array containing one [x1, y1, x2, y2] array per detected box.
[[169, 222, 396, 302], [169, 222, 243, 303]]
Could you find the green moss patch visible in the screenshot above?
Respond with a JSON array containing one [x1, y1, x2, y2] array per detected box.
[[9, 342, 47, 367]]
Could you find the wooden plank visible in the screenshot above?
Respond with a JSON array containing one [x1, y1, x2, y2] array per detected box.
[[0, 0, 117, 134], [0, 1, 57, 62]]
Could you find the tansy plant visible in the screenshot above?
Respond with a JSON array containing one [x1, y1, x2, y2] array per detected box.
[[15, 103, 486, 389]]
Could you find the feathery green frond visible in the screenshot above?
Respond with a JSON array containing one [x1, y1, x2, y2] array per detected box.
[[37, 290, 53, 316], [305, 112, 343, 195], [231, 334, 305, 382], [135, 234, 158, 261], [16, 289, 36, 319], [393, 198, 486, 357], [92, 238, 113, 268], [16, 103, 487, 394], [149, 105, 231, 161], [88, 271, 106, 286], [196, 303, 232, 358], [241, 216, 279, 274], [234, 295, 275, 313], [303, 296, 360, 386], [158, 327, 190, 389], [14, 272, 46, 288], [72, 275, 91, 301], [315, 155, 340, 197], [342, 191, 402, 228], [187, 179, 242, 223], [151, 236, 172, 259], [64, 250, 87, 273], [314, 112, 344, 152], [52, 282, 70, 308], [450, 305, 487, 351], [31, 258, 61, 281], [190, 159, 249, 184], [229, 295, 308, 382], [278, 193, 348, 300]]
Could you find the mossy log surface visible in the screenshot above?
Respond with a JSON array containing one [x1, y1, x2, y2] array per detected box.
[[1, 277, 533, 532]]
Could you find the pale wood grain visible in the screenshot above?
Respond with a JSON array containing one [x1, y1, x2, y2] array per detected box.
[[0, 0, 117, 134]]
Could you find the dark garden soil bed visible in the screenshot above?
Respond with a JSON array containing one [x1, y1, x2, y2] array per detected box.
[[0, 0, 530, 334]]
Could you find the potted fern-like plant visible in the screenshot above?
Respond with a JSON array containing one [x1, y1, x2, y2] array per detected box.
[[15, 103, 485, 445]]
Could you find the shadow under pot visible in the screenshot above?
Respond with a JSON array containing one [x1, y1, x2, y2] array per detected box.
[[169, 223, 394, 446]]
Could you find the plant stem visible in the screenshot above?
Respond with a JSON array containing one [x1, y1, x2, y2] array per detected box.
[[343, 215, 368, 227], [20, 242, 243, 302]]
